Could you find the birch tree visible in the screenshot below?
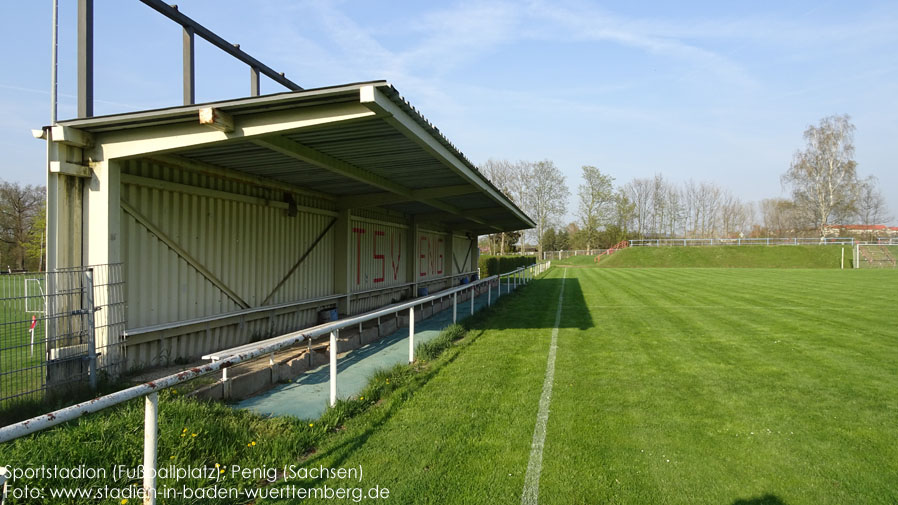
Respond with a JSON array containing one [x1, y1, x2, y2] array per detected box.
[[782, 114, 859, 234], [527, 160, 569, 257]]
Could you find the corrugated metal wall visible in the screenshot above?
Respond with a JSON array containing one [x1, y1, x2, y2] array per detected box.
[[349, 218, 408, 292], [116, 159, 492, 371], [120, 158, 336, 369], [416, 229, 448, 281], [347, 217, 410, 315], [452, 234, 474, 273]]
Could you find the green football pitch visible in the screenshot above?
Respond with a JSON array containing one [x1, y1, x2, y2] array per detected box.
[[281, 267, 898, 505]]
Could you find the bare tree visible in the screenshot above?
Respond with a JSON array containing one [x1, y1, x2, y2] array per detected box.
[[481, 159, 521, 254], [0, 180, 45, 270], [782, 114, 859, 234], [577, 166, 615, 251], [759, 198, 805, 236], [855, 175, 892, 226], [527, 160, 570, 257], [622, 178, 653, 237]]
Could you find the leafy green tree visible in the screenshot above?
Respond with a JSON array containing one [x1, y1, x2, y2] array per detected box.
[[577, 166, 615, 251], [0, 180, 45, 271]]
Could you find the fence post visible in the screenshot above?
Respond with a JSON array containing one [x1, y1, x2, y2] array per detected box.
[[84, 268, 97, 390], [408, 306, 415, 363], [488, 281, 492, 306], [143, 392, 158, 505], [470, 286, 474, 315], [329, 330, 338, 406], [453, 293, 457, 323], [841, 248, 844, 270]]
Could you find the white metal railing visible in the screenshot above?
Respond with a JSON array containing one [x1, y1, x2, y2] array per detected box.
[[629, 237, 857, 247], [0, 261, 550, 504]]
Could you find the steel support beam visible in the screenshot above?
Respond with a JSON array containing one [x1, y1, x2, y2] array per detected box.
[[251, 67, 260, 97], [139, 0, 302, 91], [77, 0, 93, 118], [183, 26, 195, 105]]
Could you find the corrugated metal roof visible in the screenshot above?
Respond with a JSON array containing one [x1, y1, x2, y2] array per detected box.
[[57, 81, 534, 234]]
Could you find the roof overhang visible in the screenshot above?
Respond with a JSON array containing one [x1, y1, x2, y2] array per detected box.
[[55, 81, 534, 234]]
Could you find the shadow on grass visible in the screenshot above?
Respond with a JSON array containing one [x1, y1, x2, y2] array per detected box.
[[483, 276, 592, 330], [731, 494, 788, 505]]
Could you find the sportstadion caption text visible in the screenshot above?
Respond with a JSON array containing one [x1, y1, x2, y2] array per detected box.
[[3, 464, 390, 502]]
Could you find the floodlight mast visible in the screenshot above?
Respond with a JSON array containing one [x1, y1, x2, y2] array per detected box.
[[74, 0, 303, 117]]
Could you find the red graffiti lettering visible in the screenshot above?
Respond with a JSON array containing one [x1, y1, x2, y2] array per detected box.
[[437, 238, 444, 274], [373, 230, 385, 283], [420, 236, 428, 277], [390, 231, 402, 280], [353, 227, 366, 284]]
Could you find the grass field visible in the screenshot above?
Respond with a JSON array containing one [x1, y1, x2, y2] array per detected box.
[[1, 267, 896, 504]]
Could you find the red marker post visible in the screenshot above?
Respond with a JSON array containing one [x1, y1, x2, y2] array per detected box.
[[29, 315, 37, 357]]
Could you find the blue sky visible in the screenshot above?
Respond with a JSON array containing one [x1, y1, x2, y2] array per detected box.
[[2, 0, 897, 223]]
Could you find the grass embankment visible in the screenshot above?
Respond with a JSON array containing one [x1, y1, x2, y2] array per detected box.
[[551, 254, 600, 266], [597, 245, 851, 268]]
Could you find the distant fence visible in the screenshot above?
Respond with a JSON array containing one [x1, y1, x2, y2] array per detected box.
[[0, 265, 126, 408], [629, 237, 857, 247]]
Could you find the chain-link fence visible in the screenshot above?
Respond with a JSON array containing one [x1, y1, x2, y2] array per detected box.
[[0, 264, 126, 408]]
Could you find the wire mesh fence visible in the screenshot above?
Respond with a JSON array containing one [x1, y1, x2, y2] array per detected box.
[[0, 264, 126, 408]]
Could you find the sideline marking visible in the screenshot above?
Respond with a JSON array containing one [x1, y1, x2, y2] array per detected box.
[[521, 268, 566, 505]]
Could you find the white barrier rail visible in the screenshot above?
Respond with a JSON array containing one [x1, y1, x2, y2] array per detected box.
[[0, 261, 551, 504], [629, 237, 857, 247]]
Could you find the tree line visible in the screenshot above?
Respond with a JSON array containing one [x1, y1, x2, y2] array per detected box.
[[479, 114, 892, 254], [0, 180, 46, 272]]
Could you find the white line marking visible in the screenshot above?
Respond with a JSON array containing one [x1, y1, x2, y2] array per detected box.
[[521, 268, 566, 505]]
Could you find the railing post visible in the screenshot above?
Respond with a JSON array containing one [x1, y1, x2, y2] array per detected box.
[[488, 281, 492, 306], [453, 293, 457, 323], [329, 330, 338, 406], [84, 268, 97, 390], [143, 392, 158, 505], [408, 306, 415, 363], [470, 286, 474, 315]]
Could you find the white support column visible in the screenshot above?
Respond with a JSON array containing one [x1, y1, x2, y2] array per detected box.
[[143, 392, 158, 505], [488, 282, 491, 306], [329, 330, 338, 406], [453, 292, 457, 323], [408, 306, 415, 363]]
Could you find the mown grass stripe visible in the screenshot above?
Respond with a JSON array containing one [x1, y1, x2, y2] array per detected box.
[[521, 269, 566, 505]]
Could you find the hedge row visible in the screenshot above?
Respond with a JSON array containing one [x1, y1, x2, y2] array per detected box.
[[477, 255, 537, 277]]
